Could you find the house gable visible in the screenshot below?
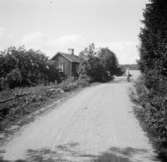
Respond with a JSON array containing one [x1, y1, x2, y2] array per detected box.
[[52, 52, 81, 77]]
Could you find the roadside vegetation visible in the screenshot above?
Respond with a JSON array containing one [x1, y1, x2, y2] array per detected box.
[[0, 44, 123, 133], [79, 43, 124, 83], [135, 0, 167, 161], [0, 46, 63, 90], [0, 80, 85, 132]]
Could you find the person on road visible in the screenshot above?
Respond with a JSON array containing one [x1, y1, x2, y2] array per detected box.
[[126, 68, 132, 82]]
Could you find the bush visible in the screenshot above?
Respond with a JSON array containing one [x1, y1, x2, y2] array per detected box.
[[63, 82, 78, 92], [79, 45, 123, 83], [0, 84, 66, 130], [85, 56, 110, 82], [138, 0, 167, 160], [6, 68, 22, 88], [78, 78, 90, 87], [98, 48, 122, 77], [135, 76, 167, 159], [0, 47, 61, 90]]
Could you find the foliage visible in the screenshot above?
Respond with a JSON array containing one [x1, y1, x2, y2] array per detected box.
[[0, 84, 63, 130], [139, 0, 167, 89], [79, 43, 96, 58], [6, 68, 23, 88], [138, 0, 167, 159], [85, 56, 110, 82], [98, 48, 124, 77], [134, 77, 167, 160], [0, 76, 88, 131], [0, 47, 61, 90], [45, 61, 62, 83], [79, 44, 123, 82]]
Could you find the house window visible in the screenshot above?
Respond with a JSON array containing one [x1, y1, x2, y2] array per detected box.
[[58, 63, 64, 72]]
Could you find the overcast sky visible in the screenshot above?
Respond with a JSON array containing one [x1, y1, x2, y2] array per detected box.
[[0, 0, 147, 64]]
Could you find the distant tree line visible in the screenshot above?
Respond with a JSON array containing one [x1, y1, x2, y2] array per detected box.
[[138, 0, 167, 159], [121, 64, 139, 70]]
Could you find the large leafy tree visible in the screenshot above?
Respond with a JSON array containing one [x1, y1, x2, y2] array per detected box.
[[98, 48, 123, 77], [79, 44, 123, 82], [85, 56, 108, 82]]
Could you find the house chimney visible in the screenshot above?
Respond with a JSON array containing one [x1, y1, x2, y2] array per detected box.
[[68, 48, 74, 55]]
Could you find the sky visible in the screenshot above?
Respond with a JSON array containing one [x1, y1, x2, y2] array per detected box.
[[0, 0, 147, 64]]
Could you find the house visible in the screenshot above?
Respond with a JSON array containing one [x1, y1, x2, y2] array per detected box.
[[52, 50, 81, 78]]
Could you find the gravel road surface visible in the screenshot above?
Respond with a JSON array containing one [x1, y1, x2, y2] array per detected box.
[[1, 71, 159, 162]]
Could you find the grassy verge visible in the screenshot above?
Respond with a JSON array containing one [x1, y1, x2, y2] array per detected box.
[[0, 78, 89, 142], [130, 76, 167, 162]]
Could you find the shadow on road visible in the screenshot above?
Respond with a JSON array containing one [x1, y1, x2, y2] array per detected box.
[[93, 147, 149, 162], [0, 144, 155, 162]]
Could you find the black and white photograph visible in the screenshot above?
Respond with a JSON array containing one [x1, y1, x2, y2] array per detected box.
[[0, 0, 166, 161]]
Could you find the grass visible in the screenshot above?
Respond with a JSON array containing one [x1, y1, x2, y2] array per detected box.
[[130, 76, 167, 162], [0, 78, 89, 135]]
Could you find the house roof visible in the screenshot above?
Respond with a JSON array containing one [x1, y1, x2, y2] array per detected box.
[[52, 52, 81, 63]]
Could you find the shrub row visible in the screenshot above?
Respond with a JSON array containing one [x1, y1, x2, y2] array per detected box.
[[134, 77, 167, 161], [137, 0, 167, 160], [0, 47, 61, 90]]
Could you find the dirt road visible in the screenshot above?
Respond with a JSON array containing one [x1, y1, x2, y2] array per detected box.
[[1, 71, 158, 162]]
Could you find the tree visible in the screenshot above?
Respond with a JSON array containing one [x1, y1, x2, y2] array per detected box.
[[85, 56, 108, 82], [79, 43, 96, 58], [97, 48, 123, 77], [79, 44, 123, 82], [139, 0, 167, 157], [0, 46, 61, 89], [79, 43, 97, 82], [139, 0, 167, 90]]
